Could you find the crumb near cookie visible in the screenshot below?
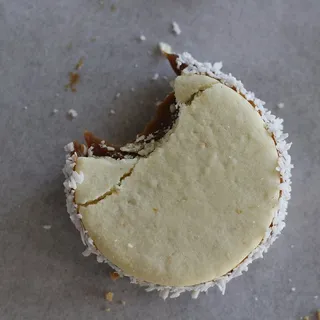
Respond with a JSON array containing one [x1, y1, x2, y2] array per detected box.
[[152, 73, 159, 80], [110, 271, 120, 281], [159, 42, 172, 54], [105, 292, 114, 302], [172, 21, 181, 35], [75, 57, 84, 70], [66, 72, 80, 92], [67, 109, 78, 119], [277, 102, 285, 109]]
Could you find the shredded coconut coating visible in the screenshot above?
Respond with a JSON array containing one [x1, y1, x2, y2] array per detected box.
[[63, 52, 292, 299]]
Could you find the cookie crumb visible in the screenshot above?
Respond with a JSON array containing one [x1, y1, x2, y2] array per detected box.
[[42, 225, 52, 230], [277, 102, 285, 109], [109, 271, 120, 281], [172, 21, 181, 35], [105, 292, 114, 302], [105, 308, 111, 312], [317, 310, 320, 320], [75, 57, 84, 71], [120, 300, 126, 305], [152, 73, 159, 81], [153, 208, 158, 213], [66, 72, 80, 92], [110, 3, 117, 11], [128, 243, 133, 248], [67, 109, 78, 119]]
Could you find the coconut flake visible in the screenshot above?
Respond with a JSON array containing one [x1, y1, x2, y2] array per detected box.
[[277, 102, 285, 109], [139, 34, 146, 41], [67, 109, 78, 119], [159, 42, 172, 54], [152, 73, 159, 81], [172, 21, 181, 35]]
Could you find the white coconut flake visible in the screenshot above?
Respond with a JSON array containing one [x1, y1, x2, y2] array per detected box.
[[109, 109, 116, 115], [67, 109, 78, 119], [64, 142, 74, 152], [172, 21, 181, 35], [277, 102, 285, 109], [159, 42, 172, 54], [87, 146, 94, 157], [170, 104, 176, 113], [139, 34, 146, 41], [52, 109, 59, 114], [43, 225, 52, 230], [63, 52, 292, 300], [291, 287, 296, 292], [23, 106, 28, 110], [115, 92, 121, 99], [152, 73, 159, 81]]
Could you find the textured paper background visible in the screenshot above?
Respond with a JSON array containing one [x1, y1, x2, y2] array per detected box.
[[0, 0, 319, 319]]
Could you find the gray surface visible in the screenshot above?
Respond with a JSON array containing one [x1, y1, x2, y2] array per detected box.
[[0, 0, 319, 319]]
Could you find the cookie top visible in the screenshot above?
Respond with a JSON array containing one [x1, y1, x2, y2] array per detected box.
[[74, 74, 280, 287]]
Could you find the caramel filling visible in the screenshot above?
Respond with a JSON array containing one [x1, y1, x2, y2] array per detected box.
[[74, 56, 182, 158]]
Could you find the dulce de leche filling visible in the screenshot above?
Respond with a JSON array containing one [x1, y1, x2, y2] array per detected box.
[[74, 54, 183, 158]]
